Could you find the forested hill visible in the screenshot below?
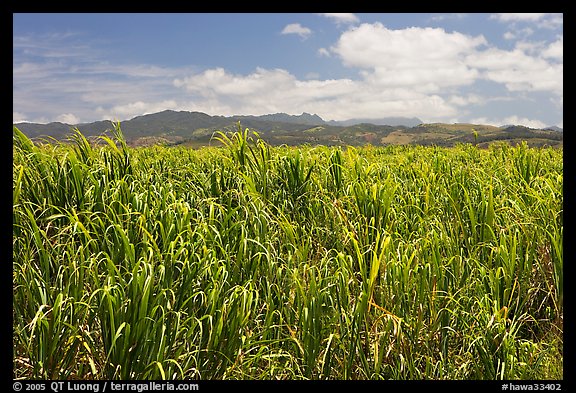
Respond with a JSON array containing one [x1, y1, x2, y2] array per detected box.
[[14, 110, 562, 148]]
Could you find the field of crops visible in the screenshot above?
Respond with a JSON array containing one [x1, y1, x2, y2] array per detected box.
[[13, 124, 563, 380]]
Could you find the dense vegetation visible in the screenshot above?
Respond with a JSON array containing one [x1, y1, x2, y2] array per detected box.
[[14, 110, 562, 148], [13, 124, 563, 379]]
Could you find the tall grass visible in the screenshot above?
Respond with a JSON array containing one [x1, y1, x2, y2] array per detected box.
[[13, 125, 562, 379]]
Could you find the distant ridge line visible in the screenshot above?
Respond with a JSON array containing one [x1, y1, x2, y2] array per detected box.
[[13, 109, 562, 148]]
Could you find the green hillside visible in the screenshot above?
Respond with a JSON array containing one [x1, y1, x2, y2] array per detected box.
[[14, 110, 563, 148]]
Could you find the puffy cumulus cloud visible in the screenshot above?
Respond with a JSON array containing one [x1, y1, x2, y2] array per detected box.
[[281, 23, 312, 39], [318, 13, 360, 25], [55, 113, 80, 124], [96, 100, 179, 121], [513, 40, 545, 55], [513, 37, 563, 60], [174, 68, 298, 98], [170, 22, 562, 122], [466, 48, 563, 94], [542, 36, 563, 59], [173, 23, 562, 124], [330, 23, 486, 90], [172, 66, 459, 121], [174, 67, 360, 116], [332, 24, 487, 68], [15, 21, 562, 126], [329, 23, 561, 97], [14, 11, 566, 130]]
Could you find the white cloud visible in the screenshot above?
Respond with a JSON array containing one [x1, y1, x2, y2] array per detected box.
[[538, 14, 563, 29], [13, 31, 95, 61], [449, 94, 484, 106], [62, 23, 562, 121], [542, 36, 563, 59], [332, 24, 487, 68], [470, 115, 548, 129], [96, 100, 179, 121], [490, 13, 547, 22], [13, 61, 65, 81], [503, 31, 516, 40], [328, 22, 562, 99], [281, 23, 312, 39], [317, 47, 330, 57], [319, 13, 359, 25], [172, 66, 460, 121], [514, 40, 544, 55], [13, 112, 28, 123], [13, 21, 563, 127], [55, 113, 80, 124], [174, 67, 356, 101], [174, 67, 299, 98], [331, 23, 486, 90], [164, 22, 561, 122], [429, 13, 468, 22], [466, 48, 562, 94], [13, 50, 193, 123], [491, 13, 563, 30], [503, 27, 534, 41]]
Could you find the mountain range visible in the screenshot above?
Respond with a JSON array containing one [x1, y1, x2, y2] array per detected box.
[[13, 110, 563, 148]]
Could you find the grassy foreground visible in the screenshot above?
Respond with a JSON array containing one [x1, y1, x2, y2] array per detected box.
[[13, 125, 562, 379]]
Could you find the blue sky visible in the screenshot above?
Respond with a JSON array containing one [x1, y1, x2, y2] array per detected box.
[[13, 13, 563, 128]]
